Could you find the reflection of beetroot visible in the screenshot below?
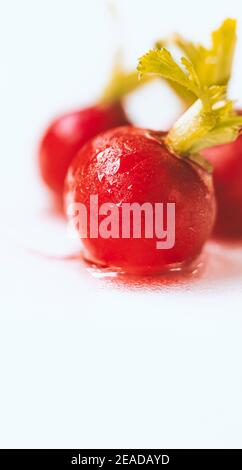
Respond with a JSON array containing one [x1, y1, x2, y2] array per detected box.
[[39, 102, 129, 198], [203, 131, 242, 238], [65, 126, 216, 274]]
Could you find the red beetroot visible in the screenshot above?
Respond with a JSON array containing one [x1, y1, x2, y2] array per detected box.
[[64, 43, 242, 274], [39, 102, 128, 198], [65, 126, 216, 274], [203, 129, 242, 238]]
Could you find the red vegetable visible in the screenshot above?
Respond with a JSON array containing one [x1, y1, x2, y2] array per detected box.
[[39, 102, 128, 197], [39, 66, 150, 200], [65, 126, 216, 274], [203, 128, 242, 238], [64, 45, 242, 274]]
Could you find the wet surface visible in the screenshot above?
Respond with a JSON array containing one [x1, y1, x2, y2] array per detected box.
[[2, 201, 242, 294]]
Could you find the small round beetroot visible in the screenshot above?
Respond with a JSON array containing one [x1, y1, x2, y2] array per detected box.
[[39, 102, 129, 198], [65, 126, 216, 274], [203, 131, 242, 238]]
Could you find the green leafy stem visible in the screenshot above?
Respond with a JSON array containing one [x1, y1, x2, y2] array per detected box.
[[138, 46, 242, 171]]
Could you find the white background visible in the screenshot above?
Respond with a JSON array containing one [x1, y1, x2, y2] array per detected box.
[[0, 0, 242, 449]]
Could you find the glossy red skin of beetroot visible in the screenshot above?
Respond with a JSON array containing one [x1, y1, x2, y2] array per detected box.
[[39, 102, 129, 198], [203, 127, 242, 238], [65, 126, 216, 274]]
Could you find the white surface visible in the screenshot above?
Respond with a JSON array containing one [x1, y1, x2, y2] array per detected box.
[[0, 0, 242, 449]]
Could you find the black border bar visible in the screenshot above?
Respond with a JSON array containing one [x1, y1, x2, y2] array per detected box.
[[0, 449, 241, 467]]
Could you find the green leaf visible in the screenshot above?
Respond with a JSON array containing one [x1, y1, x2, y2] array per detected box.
[[189, 115, 242, 153], [166, 99, 216, 155], [137, 47, 242, 166], [153, 19, 237, 107], [141, 47, 197, 106], [138, 48, 203, 100], [100, 54, 153, 105], [174, 18, 237, 89]]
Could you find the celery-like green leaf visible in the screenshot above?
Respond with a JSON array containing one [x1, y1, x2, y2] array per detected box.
[[166, 99, 216, 155], [138, 47, 242, 169], [138, 48, 222, 112], [174, 18, 237, 89], [145, 45, 197, 106], [154, 19, 237, 107], [189, 115, 242, 153], [138, 48, 203, 100]]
